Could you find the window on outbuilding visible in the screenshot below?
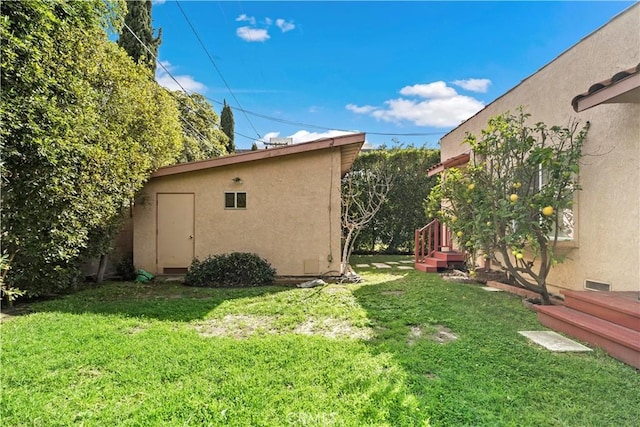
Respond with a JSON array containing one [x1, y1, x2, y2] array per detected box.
[[225, 192, 246, 209]]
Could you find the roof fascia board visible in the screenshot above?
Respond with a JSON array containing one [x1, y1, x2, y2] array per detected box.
[[151, 133, 365, 178], [427, 153, 470, 177], [574, 72, 640, 112]]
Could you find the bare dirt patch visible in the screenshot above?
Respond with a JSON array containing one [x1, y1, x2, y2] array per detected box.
[[323, 285, 350, 294], [195, 315, 373, 340], [78, 367, 103, 378], [432, 325, 458, 344], [407, 325, 423, 345], [381, 290, 405, 297], [294, 318, 374, 340], [407, 324, 458, 345], [195, 315, 276, 339], [124, 325, 149, 335], [0, 305, 33, 323]]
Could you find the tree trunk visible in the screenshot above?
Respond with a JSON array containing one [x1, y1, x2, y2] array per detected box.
[[96, 254, 108, 284]]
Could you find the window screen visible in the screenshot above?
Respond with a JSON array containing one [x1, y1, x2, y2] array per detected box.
[[225, 192, 246, 209]]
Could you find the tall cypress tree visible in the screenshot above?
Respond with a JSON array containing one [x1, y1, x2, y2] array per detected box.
[[118, 0, 161, 74], [221, 99, 235, 153]]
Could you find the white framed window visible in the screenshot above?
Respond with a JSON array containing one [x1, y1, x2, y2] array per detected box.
[[537, 165, 574, 240], [225, 192, 246, 209]]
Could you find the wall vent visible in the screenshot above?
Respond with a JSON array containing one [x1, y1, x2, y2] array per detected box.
[[163, 267, 188, 274], [584, 279, 611, 292]]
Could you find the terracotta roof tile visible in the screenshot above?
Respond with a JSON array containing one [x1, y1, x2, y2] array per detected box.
[[572, 63, 640, 112]]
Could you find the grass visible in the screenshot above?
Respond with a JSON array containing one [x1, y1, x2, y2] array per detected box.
[[2, 258, 639, 426]]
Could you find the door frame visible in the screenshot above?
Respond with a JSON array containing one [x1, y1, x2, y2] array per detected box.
[[155, 192, 195, 274]]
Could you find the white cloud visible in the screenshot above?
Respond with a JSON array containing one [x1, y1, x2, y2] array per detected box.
[[236, 14, 256, 25], [276, 18, 295, 32], [235, 15, 295, 42], [373, 96, 484, 127], [399, 81, 457, 99], [452, 78, 492, 93], [236, 26, 270, 42], [347, 80, 485, 128], [287, 129, 354, 143], [155, 60, 206, 93], [346, 104, 377, 114], [255, 129, 357, 147]]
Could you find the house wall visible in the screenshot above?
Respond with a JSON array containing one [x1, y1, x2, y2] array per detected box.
[[439, 4, 640, 293], [133, 147, 343, 277]]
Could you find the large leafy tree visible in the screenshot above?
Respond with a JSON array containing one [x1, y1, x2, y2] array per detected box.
[[173, 92, 229, 162], [1, 0, 182, 297], [221, 99, 235, 153], [427, 109, 589, 304], [117, 0, 161, 73], [351, 147, 440, 253]]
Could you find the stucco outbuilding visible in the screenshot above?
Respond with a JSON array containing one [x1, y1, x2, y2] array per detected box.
[[133, 133, 365, 278]]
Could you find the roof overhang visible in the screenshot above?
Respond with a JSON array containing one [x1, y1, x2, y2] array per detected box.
[[427, 153, 470, 177], [151, 132, 365, 179], [572, 64, 640, 112]]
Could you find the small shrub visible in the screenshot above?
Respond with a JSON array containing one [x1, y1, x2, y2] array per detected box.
[[116, 254, 137, 281], [184, 252, 276, 287]]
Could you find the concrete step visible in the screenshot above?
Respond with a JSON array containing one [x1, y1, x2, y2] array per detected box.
[[534, 305, 640, 369], [562, 290, 640, 332]]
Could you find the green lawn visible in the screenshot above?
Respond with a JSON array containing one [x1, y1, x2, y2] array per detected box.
[[2, 260, 639, 426]]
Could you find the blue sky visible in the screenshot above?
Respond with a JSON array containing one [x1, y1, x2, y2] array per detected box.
[[149, 1, 634, 149]]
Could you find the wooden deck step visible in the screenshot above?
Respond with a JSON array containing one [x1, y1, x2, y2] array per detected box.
[[414, 262, 438, 273], [414, 257, 439, 272], [562, 290, 640, 332], [534, 305, 640, 369], [432, 251, 466, 263]]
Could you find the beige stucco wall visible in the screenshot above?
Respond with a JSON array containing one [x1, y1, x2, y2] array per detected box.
[[133, 148, 344, 277], [440, 4, 640, 293]]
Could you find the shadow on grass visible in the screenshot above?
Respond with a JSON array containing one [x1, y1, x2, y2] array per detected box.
[[351, 271, 640, 426], [30, 280, 293, 322]]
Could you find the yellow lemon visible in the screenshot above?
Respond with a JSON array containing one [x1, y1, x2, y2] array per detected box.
[[513, 182, 522, 189], [516, 253, 524, 260], [510, 194, 518, 202], [451, 216, 458, 223], [542, 206, 554, 216], [468, 183, 475, 190], [456, 231, 464, 237]]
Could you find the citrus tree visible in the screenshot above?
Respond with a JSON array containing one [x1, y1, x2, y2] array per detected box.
[[427, 109, 589, 304]]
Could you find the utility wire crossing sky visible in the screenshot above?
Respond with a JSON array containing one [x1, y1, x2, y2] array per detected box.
[[148, 1, 634, 149]]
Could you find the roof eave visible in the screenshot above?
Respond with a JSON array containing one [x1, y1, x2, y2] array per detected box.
[[151, 132, 366, 179], [572, 72, 640, 112], [427, 153, 471, 177]]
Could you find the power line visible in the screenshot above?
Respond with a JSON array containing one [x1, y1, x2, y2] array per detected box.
[[125, 18, 445, 145], [122, 21, 225, 156], [175, 1, 262, 140], [203, 95, 447, 138]]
